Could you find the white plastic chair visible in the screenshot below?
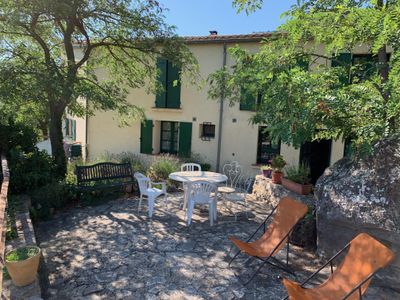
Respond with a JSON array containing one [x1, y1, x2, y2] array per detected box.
[[223, 174, 254, 221], [180, 163, 202, 210], [186, 181, 218, 226], [134, 172, 167, 218], [218, 161, 242, 194], [181, 163, 201, 172]]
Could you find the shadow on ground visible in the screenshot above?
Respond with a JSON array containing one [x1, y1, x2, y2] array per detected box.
[[35, 193, 398, 300]]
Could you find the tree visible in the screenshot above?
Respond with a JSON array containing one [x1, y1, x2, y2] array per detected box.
[[0, 0, 196, 177], [210, 0, 400, 155]]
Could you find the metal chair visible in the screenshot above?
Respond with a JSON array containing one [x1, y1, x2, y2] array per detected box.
[[134, 172, 167, 218], [218, 161, 242, 194], [223, 174, 255, 221], [186, 180, 218, 226]]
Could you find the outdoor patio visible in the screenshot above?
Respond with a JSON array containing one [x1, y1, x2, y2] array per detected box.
[[36, 193, 393, 300]]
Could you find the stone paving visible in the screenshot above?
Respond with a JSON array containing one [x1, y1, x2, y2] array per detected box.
[[36, 193, 397, 300]]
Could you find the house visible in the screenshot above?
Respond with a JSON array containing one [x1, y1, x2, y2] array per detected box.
[[70, 32, 383, 183]]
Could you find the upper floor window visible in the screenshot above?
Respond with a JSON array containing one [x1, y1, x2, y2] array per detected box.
[[240, 90, 262, 111], [65, 118, 76, 141], [257, 126, 280, 164], [155, 58, 181, 109]]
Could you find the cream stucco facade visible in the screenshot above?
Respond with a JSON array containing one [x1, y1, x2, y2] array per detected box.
[[75, 33, 355, 179]]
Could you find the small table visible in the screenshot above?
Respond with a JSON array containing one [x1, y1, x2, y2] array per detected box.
[[169, 171, 228, 184]]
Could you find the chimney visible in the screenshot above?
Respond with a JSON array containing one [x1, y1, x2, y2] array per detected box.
[[209, 30, 218, 36]]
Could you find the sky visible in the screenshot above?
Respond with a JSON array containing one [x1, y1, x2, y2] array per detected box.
[[158, 0, 298, 36]]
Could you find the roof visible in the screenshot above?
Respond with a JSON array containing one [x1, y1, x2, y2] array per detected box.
[[183, 32, 280, 44]]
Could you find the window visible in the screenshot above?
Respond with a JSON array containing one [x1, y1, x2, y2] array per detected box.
[[257, 126, 280, 164], [160, 121, 179, 154], [200, 123, 215, 140], [240, 90, 262, 111], [351, 54, 379, 83], [65, 118, 76, 141], [155, 58, 181, 109]]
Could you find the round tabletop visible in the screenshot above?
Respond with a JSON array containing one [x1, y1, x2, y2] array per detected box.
[[169, 171, 227, 184]]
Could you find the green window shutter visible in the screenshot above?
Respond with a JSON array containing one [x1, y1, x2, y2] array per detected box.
[[140, 120, 153, 154], [240, 89, 256, 111], [72, 120, 76, 141], [166, 61, 181, 108], [65, 119, 70, 136], [178, 122, 192, 157], [332, 53, 352, 84], [155, 58, 167, 108]]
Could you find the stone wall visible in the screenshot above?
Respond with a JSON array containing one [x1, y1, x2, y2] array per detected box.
[[252, 175, 316, 248], [314, 137, 400, 291]]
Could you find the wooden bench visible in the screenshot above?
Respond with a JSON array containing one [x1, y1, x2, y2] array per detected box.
[[75, 162, 135, 192]]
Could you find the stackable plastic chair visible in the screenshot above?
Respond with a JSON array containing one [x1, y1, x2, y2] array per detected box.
[[134, 172, 167, 218], [186, 180, 218, 226], [180, 163, 202, 210], [282, 233, 395, 300], [181, 163, 201, 172], [228, 197, 308, 285]]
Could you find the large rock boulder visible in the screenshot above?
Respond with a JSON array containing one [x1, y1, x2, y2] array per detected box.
[[315, 137, 400, 291]]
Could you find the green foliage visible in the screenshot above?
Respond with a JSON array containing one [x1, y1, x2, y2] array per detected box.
[[271, 155, 286, 172], [101, 152, 147, 174], [147, 155, 181, 180], [209, 0, 400, 156], [0, 119, 38, 155], [183, 153, 212, 171], [8, 149, 59, 194], [30, 182, 75, 221], [0, 0, 198, 178], [6, 246, 40, 262], [285, 163, 311, 185], [260, 165, 273, 171]]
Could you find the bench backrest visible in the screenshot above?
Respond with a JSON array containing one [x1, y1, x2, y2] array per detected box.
[[76, 162, 133, 185]]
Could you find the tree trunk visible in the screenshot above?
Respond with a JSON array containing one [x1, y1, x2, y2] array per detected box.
[[49, 106, 67, 178]]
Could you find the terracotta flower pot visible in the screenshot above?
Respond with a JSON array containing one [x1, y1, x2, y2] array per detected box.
[[262, 169, 272, 178], [5, 246, 41, 287], [272, 171, 283, 184], [282, 178, 313, 195]]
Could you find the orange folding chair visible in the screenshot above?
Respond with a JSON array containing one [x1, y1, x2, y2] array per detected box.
[[282, 233, 395, 300], [228, 197, 309, 285]]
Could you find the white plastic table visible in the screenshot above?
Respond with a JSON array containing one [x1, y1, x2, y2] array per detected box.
[[169, 171, 228, 217], [169, 171, 228, 184]]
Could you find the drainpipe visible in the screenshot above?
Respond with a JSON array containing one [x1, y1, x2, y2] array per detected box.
[[216, 43, 227, 172]]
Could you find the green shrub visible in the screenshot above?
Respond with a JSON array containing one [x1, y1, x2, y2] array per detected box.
[[6, 246, 39, 262], [0, 119, 38, 155], [100, 151, 147, 174], [285, 163, 311, 184], [30, 182, 75, 220], [147, 155, 180, 190], [183, 153, 212, 171], [9, 149, 59, 194]]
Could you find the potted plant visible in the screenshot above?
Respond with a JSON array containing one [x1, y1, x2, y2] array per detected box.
[[282, 163, 313, 195], [260, 165, 273, 178], [271, 155, 286, 184], [5, 246, 41, 286]]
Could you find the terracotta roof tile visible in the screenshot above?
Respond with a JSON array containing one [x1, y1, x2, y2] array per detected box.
[[183, 32, 280, 44]]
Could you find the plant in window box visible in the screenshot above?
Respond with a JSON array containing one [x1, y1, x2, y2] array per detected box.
[[260, 164, 273, 178], [282, 163, 313, 195], [271, 155, 286, 184]]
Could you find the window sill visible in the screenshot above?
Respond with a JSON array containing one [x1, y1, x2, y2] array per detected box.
[[152, 107, 182, 112]]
